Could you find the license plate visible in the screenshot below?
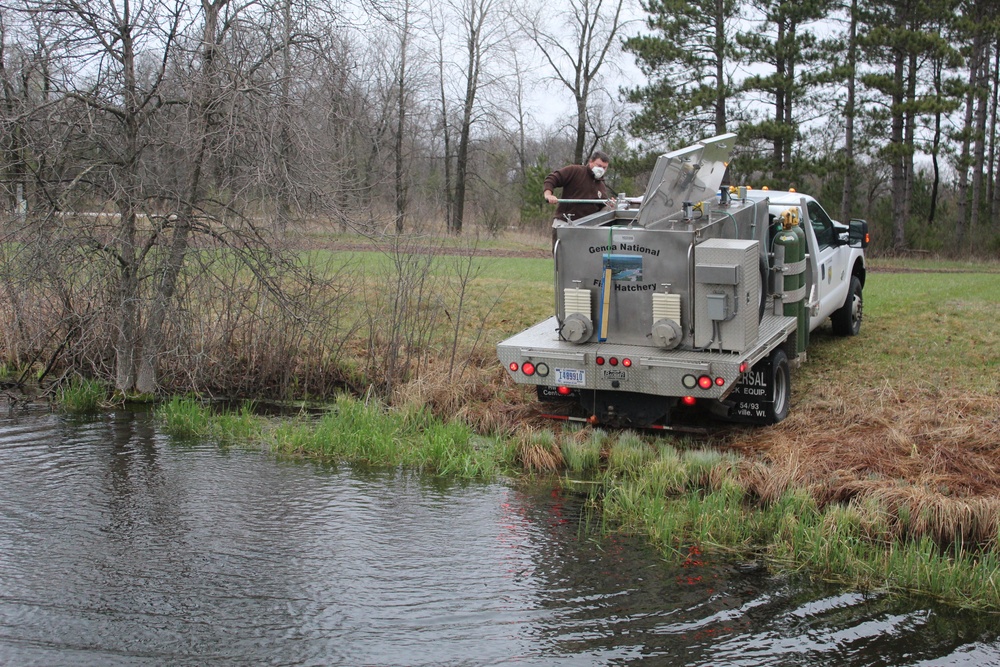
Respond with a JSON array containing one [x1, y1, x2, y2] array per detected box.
[[602, 369, 627, 380], [555, 368, 586, 386]]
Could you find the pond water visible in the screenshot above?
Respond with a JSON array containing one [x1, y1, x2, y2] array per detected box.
[[1, 409, 999, 666]]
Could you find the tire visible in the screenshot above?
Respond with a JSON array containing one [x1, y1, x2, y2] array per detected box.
[[726, 347, 791, 425], [832, 275, 863, 336], [763, 347, 791, 425], [758, 254, 768, 322]]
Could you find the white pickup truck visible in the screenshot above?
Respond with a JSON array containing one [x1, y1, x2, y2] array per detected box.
[[497, 135, 869, 428]]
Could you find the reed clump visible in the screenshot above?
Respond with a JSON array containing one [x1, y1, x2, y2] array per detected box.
[[560, 428, 606, 472], [598, 437, 1000, 609], [56, 376, 108, 414], [516, 428, 564, 472]]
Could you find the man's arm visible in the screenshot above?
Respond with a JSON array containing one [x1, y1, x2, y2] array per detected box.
[[542, 166, 572, 205]]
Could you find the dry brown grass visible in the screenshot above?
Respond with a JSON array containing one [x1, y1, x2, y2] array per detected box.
[[515, 428, 565, 472], [393, 353, 538, 436], [728, 380, 1000, 546]]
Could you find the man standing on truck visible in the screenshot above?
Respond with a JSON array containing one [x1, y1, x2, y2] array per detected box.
[[543, 151, 614, 243]]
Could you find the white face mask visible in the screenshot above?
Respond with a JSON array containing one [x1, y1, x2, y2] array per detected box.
[[591, 166, 606, 179]]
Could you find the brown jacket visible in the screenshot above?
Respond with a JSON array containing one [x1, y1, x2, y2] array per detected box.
[[544, 164, 609, 223]]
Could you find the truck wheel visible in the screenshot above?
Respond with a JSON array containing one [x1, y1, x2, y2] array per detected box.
[[758, 255, 768, 322], [764, 348, 790, 424], [832, 275, 863, 336]]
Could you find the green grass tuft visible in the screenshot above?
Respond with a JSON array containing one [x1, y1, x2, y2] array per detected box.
[[560, 428, 605, 472], [57, 377, 107, 414], [157, 397, 212, 438]]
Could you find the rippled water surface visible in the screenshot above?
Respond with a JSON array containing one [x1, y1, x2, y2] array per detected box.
[[1, 410, 999, 666]]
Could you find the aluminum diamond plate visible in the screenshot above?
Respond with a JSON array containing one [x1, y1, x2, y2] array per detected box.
[[497, 315, 796, 399]]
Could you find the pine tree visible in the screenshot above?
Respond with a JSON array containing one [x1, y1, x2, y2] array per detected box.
[[858, 0, 957, 251], [623, 0, 743, 149], [736, 0, 836, 185]]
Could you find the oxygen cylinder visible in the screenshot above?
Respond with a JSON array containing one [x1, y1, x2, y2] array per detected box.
[[773, 217, 805, 355], [789, 220, 809, 353]]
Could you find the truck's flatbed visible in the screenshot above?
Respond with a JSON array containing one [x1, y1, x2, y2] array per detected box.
[[498, 314, 797, 399]]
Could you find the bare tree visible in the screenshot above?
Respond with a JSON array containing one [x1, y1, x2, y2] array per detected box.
[[135, 0, 229, 393], [521, 0, 630, 164], [40, 0, 186, 391], [434, 0, 508, 234]]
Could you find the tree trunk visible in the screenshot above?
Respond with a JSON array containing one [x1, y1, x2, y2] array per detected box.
[[839, 0, 858, 224], [136, 0, 224, 394], [991, 37, 1000, 224], [928, 56, 942, 225], [453, 99, 473, 235], [773, 20, 786, 178], [115, 201, 140, 392], [437, 36, 454, 233], [276, 0, 294, 231], [890, 52, 907, 251], [956, 31, 983, 245], [394, 0, 410, 235], [574, 94, 587, 164], [971, 39, 990, 233], [783, 21, 796, 177], [714, 0, 727, 134], [452, 3, 484, 236], [902, 51, 917, 242], [114, 24, 143, 392]]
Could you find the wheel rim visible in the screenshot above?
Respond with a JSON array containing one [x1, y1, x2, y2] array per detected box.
[[773, 364, 788, 415], [851, 291, 863, 330]]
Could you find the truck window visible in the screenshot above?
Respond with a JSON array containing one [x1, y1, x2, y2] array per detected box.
[[806, 201, 835, 250]]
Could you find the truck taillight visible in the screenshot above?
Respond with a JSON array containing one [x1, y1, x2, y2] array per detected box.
[[715, 377, 725, 386], [681, 396, 696, 406], [609, 357, 619, 366], [698, 375, 713, 390], [557, 386, 572, 396], [522, 362, 536, 376], [596, 356, 605, 365], [535, 363, 549, 377], [509, 362, 519, 372], [739, 361, 748, 373], [622, 358, 632, 367]]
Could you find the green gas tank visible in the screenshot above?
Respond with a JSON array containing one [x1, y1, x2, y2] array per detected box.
[[789, 220, 808, 353], [773, 209, 807, 355]]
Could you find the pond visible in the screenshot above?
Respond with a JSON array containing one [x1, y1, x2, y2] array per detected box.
[[1, 409, 998, 666]]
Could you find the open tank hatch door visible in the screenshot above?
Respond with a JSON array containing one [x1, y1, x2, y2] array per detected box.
[[635, 133, 737, 228]]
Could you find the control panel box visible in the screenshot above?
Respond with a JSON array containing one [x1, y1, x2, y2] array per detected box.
[[694, 238, 760, 352]]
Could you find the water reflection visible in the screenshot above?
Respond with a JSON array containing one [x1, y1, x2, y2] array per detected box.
[[0, 410, 998, 666]]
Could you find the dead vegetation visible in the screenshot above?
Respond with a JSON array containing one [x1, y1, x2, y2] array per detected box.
[[409, 335, 1000, 550], [729, 382, 1000, 546]]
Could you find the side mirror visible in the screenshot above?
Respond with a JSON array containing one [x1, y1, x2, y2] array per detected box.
[[849, 219, 869, 249]]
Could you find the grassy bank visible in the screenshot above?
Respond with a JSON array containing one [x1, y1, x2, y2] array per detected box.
[[157, 395, 561, 479]]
